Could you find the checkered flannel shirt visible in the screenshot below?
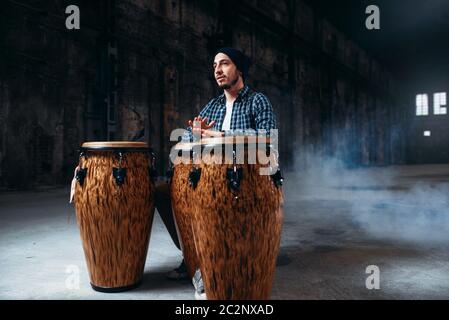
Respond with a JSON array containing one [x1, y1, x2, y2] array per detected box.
[[183, 85, 277, 141]]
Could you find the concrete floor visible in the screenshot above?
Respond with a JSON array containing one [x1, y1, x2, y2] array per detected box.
[[1, 164, 449, 299]]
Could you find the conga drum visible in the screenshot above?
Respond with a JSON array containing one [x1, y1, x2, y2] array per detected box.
[[73, 141, 155, 292], [169, 144, 200, 278], [179, 136, 284, 300]]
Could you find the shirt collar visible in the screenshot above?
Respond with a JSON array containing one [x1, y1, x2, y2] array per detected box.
[[218, 85, 251, 104]]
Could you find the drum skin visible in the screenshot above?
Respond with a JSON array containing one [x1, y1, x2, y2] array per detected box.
[[74, 148, 154, 291], [170, 163, 200, 278], [192, 152, 284, 300]]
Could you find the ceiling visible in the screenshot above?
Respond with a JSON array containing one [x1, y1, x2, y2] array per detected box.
[[303, 0, 449, 82]]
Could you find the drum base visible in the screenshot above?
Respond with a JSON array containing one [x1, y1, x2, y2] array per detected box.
[[90, 280, 142, 293]]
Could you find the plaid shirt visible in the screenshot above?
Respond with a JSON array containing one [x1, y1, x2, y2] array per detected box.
[[183, 85, 277, 140]]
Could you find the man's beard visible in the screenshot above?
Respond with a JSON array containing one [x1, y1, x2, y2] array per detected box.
[[219, 75, 239, 89]]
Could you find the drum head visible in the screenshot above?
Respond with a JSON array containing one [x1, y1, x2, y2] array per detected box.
[[80, 141, 150, 151], [173, 136, 272, 151]]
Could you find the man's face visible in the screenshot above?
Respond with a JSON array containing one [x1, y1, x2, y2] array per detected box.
[[213, 53, 241, 89]]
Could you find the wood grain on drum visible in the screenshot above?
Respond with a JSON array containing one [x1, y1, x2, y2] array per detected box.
[[74, 149, 155, 290], [192, 151, 284, 300], [170, 164, 200, 278]]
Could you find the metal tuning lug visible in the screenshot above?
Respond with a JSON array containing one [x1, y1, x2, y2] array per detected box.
[[226, 166, 243, 193], [113, 167, 127, 186], [188, 167, 201, 189], [75, 168, 87, 186], [76, 150, 87, 185], [113, 151, 127, 186], [227, 149, 243, 195], [151, 150, 159, 182], [271, 168, 284, 188]]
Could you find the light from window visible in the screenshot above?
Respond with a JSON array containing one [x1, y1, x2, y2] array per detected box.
[[416, 94, 429, 116], [423, 130, 431, 137], [433, 92, 447, 115]]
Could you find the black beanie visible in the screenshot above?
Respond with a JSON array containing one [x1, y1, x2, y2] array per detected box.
[[215, 47, 251, 80]]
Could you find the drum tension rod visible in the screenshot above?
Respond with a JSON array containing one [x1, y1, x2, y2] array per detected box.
[[189, 147, 201, 189], [166, 151, 176, 181], [267, 146, 283, 188], [166, 159, 174, 180], [226, 149, 243, 195], [76, 150, 87, 186], [271, 169, 284, 188], [113, 151, 127, 186], [188, 167, 201, 189], [148, 150, 158, 183]]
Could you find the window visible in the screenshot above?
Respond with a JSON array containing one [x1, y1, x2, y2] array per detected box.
[[433, 92, 447, 115], [423, 130, 431, 137], [416, 94, 428, 116]]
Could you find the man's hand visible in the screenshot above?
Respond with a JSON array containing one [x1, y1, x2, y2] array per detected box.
[[201, 129, 224, 138], [187, 116, 216, 131], [187, 116, 222, 138]]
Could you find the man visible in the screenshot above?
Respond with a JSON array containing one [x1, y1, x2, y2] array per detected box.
[[155, 47, 277, 299], [186, 47, 276, 139]]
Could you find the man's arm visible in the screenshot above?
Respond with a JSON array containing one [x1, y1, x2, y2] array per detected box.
[[182, 99, 217, 141], [217, 93, 277, 137], [254, 93, 277, 133]]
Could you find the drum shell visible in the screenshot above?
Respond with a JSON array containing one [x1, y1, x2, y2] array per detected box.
[[191, 151, 284, 300], [74, 150, 154, 290], [170, 163, 200, 278]]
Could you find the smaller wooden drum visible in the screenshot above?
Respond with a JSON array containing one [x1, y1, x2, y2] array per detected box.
[[73, 141, 155, 292], [169, 141, 201, 278]]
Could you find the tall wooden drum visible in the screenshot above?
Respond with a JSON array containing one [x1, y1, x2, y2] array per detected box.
[[170, 162, 200, 278], [176, 136, 284, 300], [73, 141, 155, 292]]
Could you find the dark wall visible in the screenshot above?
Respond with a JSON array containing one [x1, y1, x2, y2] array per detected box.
[[0, 0, 404, 189]]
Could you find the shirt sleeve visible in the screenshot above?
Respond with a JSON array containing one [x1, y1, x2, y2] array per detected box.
[[253, 93, 277, 132]]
